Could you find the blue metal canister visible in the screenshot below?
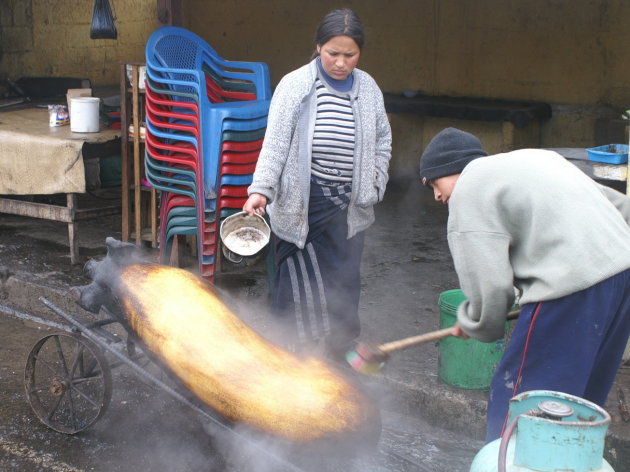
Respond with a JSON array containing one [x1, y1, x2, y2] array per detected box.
[[470, 390, 614, 472]]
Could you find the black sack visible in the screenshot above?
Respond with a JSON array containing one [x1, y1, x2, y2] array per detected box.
[[90, 0, 117, 39]]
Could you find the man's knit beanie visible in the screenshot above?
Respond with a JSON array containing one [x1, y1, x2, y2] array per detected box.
[[418, 127, 488, 186]]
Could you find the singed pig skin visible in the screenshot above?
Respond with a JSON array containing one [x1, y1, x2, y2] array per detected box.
[[113, 264, 381, 443], [70, 238, 381, 445]]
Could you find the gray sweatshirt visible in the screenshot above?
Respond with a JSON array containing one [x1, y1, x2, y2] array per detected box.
[[247, 59, 392, 248], [449, 149, 630, 341]]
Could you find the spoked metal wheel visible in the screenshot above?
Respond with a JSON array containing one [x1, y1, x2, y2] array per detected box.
[[24, 332, 112, 434]]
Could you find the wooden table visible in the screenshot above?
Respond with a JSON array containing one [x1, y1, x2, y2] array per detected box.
[[549, 147, 629, 195], [0, 106, 122, 264]]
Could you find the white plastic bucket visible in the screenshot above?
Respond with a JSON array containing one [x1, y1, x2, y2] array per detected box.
[[70, 97, 100, 133]]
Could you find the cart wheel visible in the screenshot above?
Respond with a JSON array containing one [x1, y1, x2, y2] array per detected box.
[[24, 332, 112, 434]]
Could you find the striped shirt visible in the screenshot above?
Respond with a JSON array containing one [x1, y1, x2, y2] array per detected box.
[[311, 78, 355, 183]]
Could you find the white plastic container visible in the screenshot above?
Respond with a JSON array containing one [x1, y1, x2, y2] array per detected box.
[[70, 97, 100, 133]]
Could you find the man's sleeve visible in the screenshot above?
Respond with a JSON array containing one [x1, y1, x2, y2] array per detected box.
[[448, 230, 516, 342], [598, 183, 630, 225]]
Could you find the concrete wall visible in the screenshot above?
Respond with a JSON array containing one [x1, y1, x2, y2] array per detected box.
[[0, 0, 156, 87], [1, 1, 629, 178], [182, 0, 630, 177], [183, 0, 630, 106], [182, 0, 630, 174]]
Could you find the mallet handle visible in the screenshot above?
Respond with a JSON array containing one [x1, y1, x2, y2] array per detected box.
[[378, 309, 520, 354]]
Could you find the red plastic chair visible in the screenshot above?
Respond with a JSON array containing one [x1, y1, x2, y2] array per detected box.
[[220, 162, 257, 175]]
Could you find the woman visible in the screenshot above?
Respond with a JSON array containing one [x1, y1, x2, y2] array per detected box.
[[244, 9, 392, 360]]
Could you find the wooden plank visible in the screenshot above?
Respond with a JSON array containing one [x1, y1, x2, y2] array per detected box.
[[120, 62, 131, 242], [74, 205, 121, 220], [0, 194, 120, 265], [0, 197, 72, 222], [157, 0, 182, 26], [150, 187, 158, 248], [67, 194, 79, 264], [132, 65, 142, 246]]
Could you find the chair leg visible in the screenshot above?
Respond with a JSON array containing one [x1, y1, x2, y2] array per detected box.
[[189, 234, 197, 257]]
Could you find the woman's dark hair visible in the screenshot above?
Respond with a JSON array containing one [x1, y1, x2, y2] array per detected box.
[[314, 9, 365, 54]]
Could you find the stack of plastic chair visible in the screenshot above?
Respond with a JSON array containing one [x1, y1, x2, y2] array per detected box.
[[144, 26, 271, 282]]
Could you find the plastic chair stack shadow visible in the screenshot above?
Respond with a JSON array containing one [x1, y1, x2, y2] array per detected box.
[[144, 26, 271, 282]]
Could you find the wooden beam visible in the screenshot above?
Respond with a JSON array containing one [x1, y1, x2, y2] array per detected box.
[[67, 194, 79, 264], [74, 206, 122, 220], [0, 195, 120, 265], [157, 0, 182, 27], [120, 62, 131, 242], [0, 197, 73, 222]]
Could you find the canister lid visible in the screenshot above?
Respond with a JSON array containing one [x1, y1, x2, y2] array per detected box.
[[538, 400, 574, 418]]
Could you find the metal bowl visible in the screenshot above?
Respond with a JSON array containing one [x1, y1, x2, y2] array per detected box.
[[220, 212, 270, 263]]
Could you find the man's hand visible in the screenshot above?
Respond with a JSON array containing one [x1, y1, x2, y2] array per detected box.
[[450, 322, 470, 339]]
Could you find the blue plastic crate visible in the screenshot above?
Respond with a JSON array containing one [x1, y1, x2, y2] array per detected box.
[[586, 144, 628, 164]]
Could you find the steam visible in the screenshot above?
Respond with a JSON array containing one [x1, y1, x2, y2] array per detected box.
[[68, 237, 154, 315], [65, 230, 436, 472], [206, 295, 407, 472], [204, 420, 387, 472]]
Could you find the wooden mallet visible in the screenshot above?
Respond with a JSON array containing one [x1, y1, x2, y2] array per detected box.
[[346, 309, 520, 374]]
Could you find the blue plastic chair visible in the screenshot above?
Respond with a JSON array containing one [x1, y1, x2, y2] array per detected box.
[[146, 120, 199, 150], [200, 100, 269, 198], [162, 225, 198, 262], [146, 77, 199, 103], [165, 214, 198, 236], [157, 191, 200, 263], [146, 26, 271, 100], [218, 174, 253, 186], [145, 65, 201, 101], [146, 43, 260, 104], [146, 74, 268, 199], [145, 162, 198, 199], [145, 26, 271, 281], [222, 128, 266, 142]]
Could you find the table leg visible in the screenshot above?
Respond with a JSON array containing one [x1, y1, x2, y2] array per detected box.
[[67, 194, 79, 264]]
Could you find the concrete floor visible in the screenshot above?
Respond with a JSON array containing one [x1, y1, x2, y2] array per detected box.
[[0, 178, 628, 470]]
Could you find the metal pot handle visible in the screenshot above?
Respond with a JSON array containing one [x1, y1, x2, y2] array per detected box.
[[222, 243, 243, 264]]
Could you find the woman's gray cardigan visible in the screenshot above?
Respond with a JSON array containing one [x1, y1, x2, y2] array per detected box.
[[247, 59, 392, 249]]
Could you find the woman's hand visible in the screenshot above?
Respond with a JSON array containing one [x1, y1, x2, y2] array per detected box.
[[243, 193, 268, 217], [450, 322, 470, 339]]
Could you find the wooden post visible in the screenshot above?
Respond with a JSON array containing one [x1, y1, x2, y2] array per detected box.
[[157, 0, 182, 27], [67, 193, 79, 264], [132, 65, 142, 245], [120, 63, 130, 242], [151, 187, 158, 248]]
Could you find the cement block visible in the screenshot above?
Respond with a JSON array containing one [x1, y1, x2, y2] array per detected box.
[[2, 26, 33, 52], [50, 3, 91, 24], [1, 1, 32, 27]]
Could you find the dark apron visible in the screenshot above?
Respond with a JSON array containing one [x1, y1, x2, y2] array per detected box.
[[271, 179, 365, 354]]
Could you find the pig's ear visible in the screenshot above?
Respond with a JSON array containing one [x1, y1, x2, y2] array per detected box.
[[104, 236, 119, 249], [105, 237, 136, 253], [83, 257, 100, 280], [105, 238, 141, 265]]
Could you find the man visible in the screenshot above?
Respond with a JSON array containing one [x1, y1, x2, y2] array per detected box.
[[418, 127, 630, 442]]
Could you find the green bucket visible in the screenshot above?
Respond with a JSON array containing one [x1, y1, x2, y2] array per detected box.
[[438, 289, 510, 390]]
